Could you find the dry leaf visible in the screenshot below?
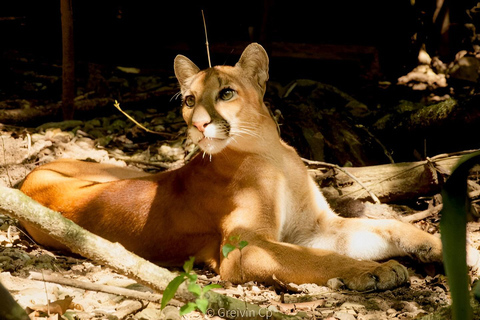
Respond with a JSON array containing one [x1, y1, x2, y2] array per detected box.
[[28, 311, 59, 320], [26, 296, 73, 316]]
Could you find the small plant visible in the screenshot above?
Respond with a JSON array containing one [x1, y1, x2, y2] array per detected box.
[[161, 256, 221, 315], [161, 237, 248, 315], [222, 235, 249, 283], [222, 235, 249, 258]]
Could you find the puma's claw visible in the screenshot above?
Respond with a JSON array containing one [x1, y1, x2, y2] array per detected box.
[[333, 260, 409, 291]]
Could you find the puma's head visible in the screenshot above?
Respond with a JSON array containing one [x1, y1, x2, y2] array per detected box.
[[174, 43, 276, 155]]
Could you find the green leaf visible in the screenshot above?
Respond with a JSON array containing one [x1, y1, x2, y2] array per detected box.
[[186, 273, 198, 283], [161, 275, 186, 309], [183, 256, 195, 273], [222, 243, 236, 258], [202, 283, 222, 294], [474, 281, 480, 301], [238, 240, 249, 250], [195, 298, 209, 314], [179, 302, 197, 315], [440, 151, 480, 320], [188, 282, 202, 297]]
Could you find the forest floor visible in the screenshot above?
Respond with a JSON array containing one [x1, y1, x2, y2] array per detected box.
[[1, 107, 480, 320]]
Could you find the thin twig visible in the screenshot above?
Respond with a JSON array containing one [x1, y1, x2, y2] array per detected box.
[[26, 133, 31, 156], [28, 271, 182, 306], [202, 10, 212, 68], [113, 100, 175, 138], [401, 204, 443, 223], [303, 158, 381, 204], [40, 270, 51, 316]]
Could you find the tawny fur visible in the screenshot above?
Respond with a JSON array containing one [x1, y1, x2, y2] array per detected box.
[[21, 43, 449, 291]]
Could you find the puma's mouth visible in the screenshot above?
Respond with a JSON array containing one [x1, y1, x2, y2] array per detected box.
[[197, 136, 229, 154], [188, 122, 231, 155]]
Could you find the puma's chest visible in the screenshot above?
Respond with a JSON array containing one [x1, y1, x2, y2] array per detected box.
[[232, 152, 315, 233]]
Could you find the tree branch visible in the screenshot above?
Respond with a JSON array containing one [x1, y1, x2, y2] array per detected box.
[[0, 186, 303, 319]]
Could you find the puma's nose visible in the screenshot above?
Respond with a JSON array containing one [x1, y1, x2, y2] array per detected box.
[[191, 105, 211, 132], [193, 120, 210, 132]]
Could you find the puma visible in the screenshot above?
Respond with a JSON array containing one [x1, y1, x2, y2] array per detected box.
[[21, 43, 452, 291]]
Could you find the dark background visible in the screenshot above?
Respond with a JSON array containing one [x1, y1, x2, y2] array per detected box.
[[1, 0, 479, 164], [0, 1, 440, 86]]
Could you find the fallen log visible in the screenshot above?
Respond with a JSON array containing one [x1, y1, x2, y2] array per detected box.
[[372, 97, 480, 162], [310, 150, 479, 203], [0, 186, 183, 297], [0, 186, 302, 319], [0, 98, 114, 126]]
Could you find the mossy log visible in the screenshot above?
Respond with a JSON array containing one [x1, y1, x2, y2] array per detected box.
[[310, 151, 475, 203], [372, 97, 480, 162]]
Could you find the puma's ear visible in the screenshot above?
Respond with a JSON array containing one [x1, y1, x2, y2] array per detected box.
[[235, 43, 269, 93], [174, 55, 200, 88]]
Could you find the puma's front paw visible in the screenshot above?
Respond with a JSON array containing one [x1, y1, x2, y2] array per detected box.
[[410, 235, 443, 263], [330, 260, 409, 291]]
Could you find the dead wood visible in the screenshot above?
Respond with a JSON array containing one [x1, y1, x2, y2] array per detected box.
[[60, 0, 75, 120], [401, 205, 443, 223], [311, 150, 478, 203], [0, 84, 178, 125], [0, 98, 114, 125], [28, 271, 177, 306], [0, 186, 302, 319], [113, 300, 144, 319], [375, 98, 480, 134], [0, 186, 187, 295]]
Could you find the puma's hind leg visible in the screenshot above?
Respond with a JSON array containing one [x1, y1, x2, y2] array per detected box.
[[317, 216, 480, 272], [309, 216, 444, 264]]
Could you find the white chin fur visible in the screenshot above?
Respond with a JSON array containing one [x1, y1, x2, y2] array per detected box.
[[197, 138, 229, 154]]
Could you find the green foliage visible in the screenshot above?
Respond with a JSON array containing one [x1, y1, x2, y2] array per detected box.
[[160, 256, 221, 315], [440, 151, 480, 320], [222, 243, 236, 258], [160, 275, 185, 310], [222, 235, 249, 258]]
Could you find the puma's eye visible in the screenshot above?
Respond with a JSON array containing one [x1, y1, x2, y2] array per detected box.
[[184, 95, 195, 107], [219, 88, 235, 101]]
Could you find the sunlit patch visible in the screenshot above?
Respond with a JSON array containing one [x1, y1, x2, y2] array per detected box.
[[346, 230, 404, 260]]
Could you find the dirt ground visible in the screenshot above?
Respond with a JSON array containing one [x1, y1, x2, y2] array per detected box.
[[1, 111, 480, 320]]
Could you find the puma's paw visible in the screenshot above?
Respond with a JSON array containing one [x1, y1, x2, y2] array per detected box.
[[329, 260, 409, 291], [412, 236, 443, 263]]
